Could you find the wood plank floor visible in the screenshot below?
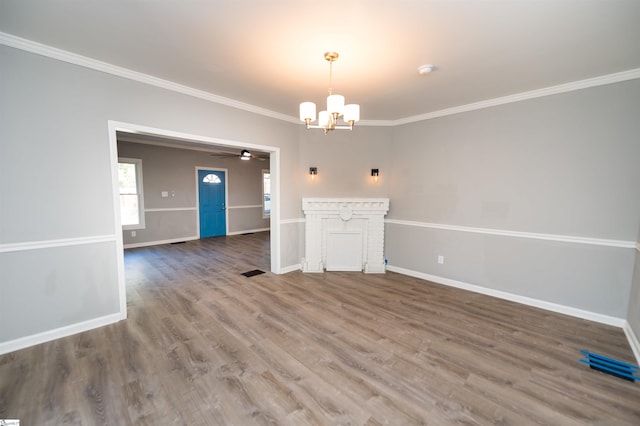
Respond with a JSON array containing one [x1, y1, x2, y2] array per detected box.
[[1, 232, 639, 425]]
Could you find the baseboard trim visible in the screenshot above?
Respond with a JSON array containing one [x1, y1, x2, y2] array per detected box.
[[278, 263, 301, 274], [0, 312, 123, 355], [227, 205, 263, 210], [123, 236, 199, 249], [386, 265, 626, 328], [227, 228, 270, 236], [623, 322, 640, 365], [280, 218, 305, 225], [144, 207, 197, 212]]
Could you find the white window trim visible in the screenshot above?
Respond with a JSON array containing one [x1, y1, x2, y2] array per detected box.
[[262, 169, 271, 218], [119, 157, 145, 230]]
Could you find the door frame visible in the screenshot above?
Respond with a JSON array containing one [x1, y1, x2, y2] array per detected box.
[[196, 167, 229, 237], [108, 120, 281, 321]]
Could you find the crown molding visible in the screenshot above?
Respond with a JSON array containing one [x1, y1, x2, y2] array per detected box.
[[393, 68, 640, 126], [2, 31, 639, 128], [358, 119, 394, 127], [0, 32, 299, 124]]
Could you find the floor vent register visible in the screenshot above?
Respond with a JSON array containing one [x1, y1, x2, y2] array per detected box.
[[579, 349, 639, 382], [242, 269, 265, 278]]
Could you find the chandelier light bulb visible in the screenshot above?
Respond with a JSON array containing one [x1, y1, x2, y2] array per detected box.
[[300, 101, 316, 122], [327, 94, 345, 115], [344, 104, 360, 124], [318, 110, 330, 127]]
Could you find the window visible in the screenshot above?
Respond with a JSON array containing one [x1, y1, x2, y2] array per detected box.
[[118, 158, 145, 229], [262, 170, 271, 217], [202, 173, 222, 184]]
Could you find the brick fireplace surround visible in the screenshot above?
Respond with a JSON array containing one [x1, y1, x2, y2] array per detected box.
[[301, 198, 390, 273]]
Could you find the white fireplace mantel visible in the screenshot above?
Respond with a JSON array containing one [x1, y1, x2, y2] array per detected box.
[[302, 198, 390, 274]]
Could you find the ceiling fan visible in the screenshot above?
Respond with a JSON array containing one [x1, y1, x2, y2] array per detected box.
[[210, 149, 266, 161]]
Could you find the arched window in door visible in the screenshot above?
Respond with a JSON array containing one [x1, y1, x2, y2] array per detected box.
[[202, 173, 222, 184]]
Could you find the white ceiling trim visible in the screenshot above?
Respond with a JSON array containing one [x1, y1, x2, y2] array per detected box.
[[393, 68, 640, 126], [0, 31, 298, 124], [2, 31, 639, 128]]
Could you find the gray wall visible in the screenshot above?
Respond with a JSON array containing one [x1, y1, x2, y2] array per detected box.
[[0, 45, 300, 347], [628, 224, 640, 344], [117, 141, 269, 246], [298, 126, 393, 201], [386, 80, 640, 319], [295, 79, 640, 320], [297, 125, 394, 267], [2, 40, 640, 352]]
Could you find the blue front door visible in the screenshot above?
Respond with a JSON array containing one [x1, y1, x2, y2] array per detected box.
[[198, 169, 226, 238]]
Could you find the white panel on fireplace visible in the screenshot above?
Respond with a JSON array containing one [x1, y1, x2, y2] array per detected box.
[[326, 230, 362, 271]]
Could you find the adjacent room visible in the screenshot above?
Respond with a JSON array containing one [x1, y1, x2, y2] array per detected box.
[[1, 1, 640, 424]]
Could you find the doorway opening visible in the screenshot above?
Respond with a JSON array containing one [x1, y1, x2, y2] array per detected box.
[[108, 121, 281, 319]]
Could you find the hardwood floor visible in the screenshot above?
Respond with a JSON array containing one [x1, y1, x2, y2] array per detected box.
[[1, 231, 639, 425]]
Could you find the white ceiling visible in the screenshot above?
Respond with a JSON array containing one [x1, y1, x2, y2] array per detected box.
[[1, 1, 639, 122]]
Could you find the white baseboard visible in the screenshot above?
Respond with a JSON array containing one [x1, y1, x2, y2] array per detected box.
[[0, 312, 123, 355], [123, 230, 270, 248], [227, 228, 270, 236], [123, 236, 199, 249], [623, 322, 640, 365], [278, 263, 301, 274], [280, 218, 305, 225], [386, 265, 626, 328]]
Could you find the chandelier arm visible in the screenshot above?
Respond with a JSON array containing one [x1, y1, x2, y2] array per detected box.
[[305, 125, 353, 130]]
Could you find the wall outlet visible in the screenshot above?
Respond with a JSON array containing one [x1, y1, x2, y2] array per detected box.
[[437, 255, 444, 264], [131, 231, 136, 237]]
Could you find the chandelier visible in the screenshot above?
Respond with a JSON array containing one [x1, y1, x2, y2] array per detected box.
[[299, 52, 360, 135]]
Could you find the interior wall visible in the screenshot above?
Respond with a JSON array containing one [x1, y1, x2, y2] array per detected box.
[[3, 38, 640, 354], [386, 79, 640, 319], [117, 141, 270, 246], [0, 45, 300, 351], [298, 126, 393, 201], [627, 224, 640, 350], [296, 126, 394, 268]]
